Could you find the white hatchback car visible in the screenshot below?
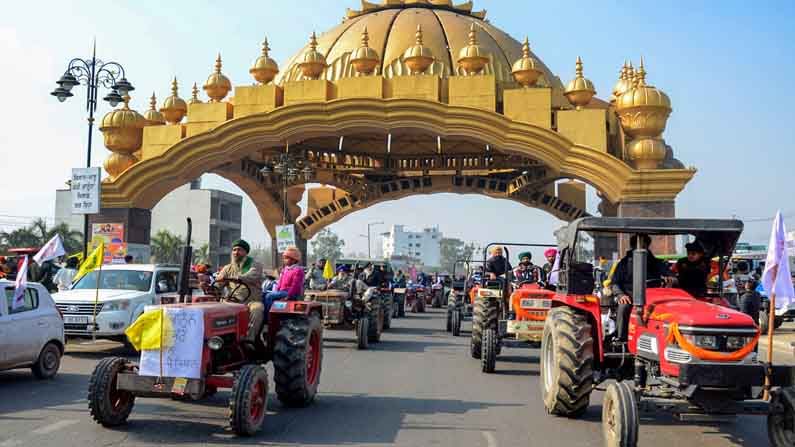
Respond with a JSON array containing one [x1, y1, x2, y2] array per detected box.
[[0, 280, 65, 379]]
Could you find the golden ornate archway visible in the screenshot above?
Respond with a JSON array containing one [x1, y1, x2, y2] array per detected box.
[[95, 0, 695, 256]]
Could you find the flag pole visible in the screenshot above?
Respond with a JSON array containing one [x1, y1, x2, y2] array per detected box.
[[92, 260, 103, 343], [764, 265, 779, 401]]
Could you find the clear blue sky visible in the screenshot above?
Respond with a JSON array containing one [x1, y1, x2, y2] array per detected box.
[[1, 1, 793, 257]]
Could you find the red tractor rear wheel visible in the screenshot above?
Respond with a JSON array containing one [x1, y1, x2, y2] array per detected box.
[[229, 364, 268, 436], [540, 307, 594, 418], [273, 314, 323, 407], [88, 357, 135, 427]]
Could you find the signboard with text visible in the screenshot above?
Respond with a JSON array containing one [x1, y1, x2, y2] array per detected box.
[[71, 167, 101, 214], [276, 224, 296, 253]]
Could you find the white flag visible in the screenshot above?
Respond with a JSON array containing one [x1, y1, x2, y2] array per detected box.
[[12, 256, 28, 310], [762, 211, 795, 309], [33, 234, 66, 265]]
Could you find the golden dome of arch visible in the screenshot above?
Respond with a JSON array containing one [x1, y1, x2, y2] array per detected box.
[[275, 2, 564, 93]]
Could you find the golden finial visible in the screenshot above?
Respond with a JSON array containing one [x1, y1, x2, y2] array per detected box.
[[160, 77, 187, 124], [615, 56, 673, 170], [564, 56, 596, 110], [189, 82, 202, 104], [351, 27, 380, 76], [635, 56, 647, 86], [250, 37, 280, 84], [203, 53, 232, 102], [403, 25, 435, 75], [457, 22, 489, 75], [627, 61, 636, 87], [299, 32, 328, 80], [511, 37, 542, 87], [144, 91, 166, 125]]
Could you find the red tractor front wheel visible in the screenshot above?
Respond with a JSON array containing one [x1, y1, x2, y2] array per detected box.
[[229, 364, 268, 436], [88, 357, 135, 427], [273, 314, 323, 407]]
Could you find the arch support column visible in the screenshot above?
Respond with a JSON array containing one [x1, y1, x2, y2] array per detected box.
[[617, 199, 676, 255]]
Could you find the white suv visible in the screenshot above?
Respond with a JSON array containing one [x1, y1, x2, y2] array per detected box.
[[53, 264, 180, 345], [0, 281, 65, 379]]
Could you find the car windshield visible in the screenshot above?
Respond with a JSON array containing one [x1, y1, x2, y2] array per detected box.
[[72, 270, 153, 292]]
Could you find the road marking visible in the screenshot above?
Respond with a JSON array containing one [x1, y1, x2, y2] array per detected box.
[[482, 430, 498, 447], [31, 419, 79, 435]]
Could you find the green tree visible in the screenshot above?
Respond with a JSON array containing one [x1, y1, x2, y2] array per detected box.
[[0, 218, 82, 254], [193, 243, 210, 264], [310, 228, 345, 264], [440, 238, 477, 273], [45, 223, 83, 254], [249, 245, 274, 270], [150, 230, 183, 264]]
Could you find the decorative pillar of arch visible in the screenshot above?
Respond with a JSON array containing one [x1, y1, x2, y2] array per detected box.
[[617, 200, 677, 255]]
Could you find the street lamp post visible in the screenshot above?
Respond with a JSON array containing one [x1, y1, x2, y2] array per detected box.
[[366, 221, 383, 259], [50, 41, 135, 259]]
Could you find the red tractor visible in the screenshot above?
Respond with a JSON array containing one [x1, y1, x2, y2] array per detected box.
[[539, 217, 795, 447], [87, 221, 323, 436], [470, 243, 556, 373], [405, 283, 426, 313]]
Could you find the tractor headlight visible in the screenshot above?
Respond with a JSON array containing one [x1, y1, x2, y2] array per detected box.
[[345, 300, 352, 308], [207, 336, 224, 351], [726, 336, 752, 350], [681, 333, 719, 349]]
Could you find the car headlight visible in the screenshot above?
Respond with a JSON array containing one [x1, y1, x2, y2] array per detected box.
[[102, 299, 130, 312]]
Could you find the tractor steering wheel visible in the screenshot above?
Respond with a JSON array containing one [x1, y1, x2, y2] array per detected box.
[[215, 277, 252, 303]]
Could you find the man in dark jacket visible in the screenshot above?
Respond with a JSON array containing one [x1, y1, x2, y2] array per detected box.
[[610, 234, 672, 342], [485, 246, 512, 280], [739, 278, 761, 325], [674, 241, 710, 297]]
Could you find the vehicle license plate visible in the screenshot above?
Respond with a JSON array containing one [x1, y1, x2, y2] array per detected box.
[[64, 315, 90, 324]]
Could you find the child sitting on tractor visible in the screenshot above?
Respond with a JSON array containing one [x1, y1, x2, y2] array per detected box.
[[263, 246, 305, 314]]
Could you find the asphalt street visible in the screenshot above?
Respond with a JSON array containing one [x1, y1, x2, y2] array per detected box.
[[0, 309, 790, 447]]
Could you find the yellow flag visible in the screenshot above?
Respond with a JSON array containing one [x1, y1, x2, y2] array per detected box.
[[124, 308, 174, 351], [323, 259, 335, 280], [74, 241, 104, 282]]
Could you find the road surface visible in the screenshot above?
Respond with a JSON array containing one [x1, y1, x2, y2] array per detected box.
[[0, 309, 788, 447]]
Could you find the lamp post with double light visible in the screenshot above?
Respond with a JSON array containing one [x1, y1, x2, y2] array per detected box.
[[50, 42, 135, 258]]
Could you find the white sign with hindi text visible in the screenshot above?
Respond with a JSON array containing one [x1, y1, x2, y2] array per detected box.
[[276, 224, 297, 252], [139, 306, 204, 379], [71, 167, 101, 214]]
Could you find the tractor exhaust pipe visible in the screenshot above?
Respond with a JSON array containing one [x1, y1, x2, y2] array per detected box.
[[178, 218, 193, 304], [632, 236, 647, 325]]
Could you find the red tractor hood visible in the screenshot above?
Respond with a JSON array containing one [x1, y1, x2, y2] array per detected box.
[[646, 288, 755, 328]]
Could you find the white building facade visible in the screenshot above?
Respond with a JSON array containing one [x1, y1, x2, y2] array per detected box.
[[382, 225, 442, 267]]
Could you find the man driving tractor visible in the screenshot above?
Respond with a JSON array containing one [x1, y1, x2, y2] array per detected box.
[[216, 239, 264, 343], [485, 246, 512, 280], [513, 252, 541, 283], [328, 264, 353, 291], [610, 234, 673, 343]]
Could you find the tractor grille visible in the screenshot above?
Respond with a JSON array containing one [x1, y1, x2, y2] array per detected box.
[[664, 347, 693, 364], [637, 334, 658, 355], [57, 302, 104, 315]]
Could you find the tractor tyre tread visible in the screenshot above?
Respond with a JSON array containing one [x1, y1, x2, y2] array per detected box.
[[357, 317, 369, 350], [229, 364, 268, 436], [541, 307, 594, 418], [482, 327, 498, 373], [88, 357, 135, 427], [273, 315, 323, 407]]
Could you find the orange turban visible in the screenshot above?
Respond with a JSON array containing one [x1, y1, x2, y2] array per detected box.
[[283, 246, 302, 262]]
